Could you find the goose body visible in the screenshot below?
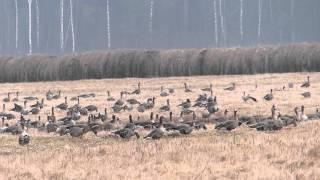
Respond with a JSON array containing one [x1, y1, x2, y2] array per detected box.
[[144, 128, 164, 139], [215, 110, 240, 131], [160, 99, 170, 112], [144, 117, 165, 139], [56, 97, 68, 110], [249, 105, 283, 131], [301, 92, 311, 98], [242, 92, 257, 102], [184, 83, 192, 93], [264, 89, 273, 101], [177, 99, 191, 109], [114, 128, 140, 139], [224, 83, 235, 91], [301, 76, 310, 88], [85, 105, 98, 112], [3, 93, 10, 102], [201, 84, 212, 92], [127, 99, 140, 105], [18, 130, 30, 145]]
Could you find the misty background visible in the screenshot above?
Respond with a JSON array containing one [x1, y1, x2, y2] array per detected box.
[[0, 0, 319, 55]]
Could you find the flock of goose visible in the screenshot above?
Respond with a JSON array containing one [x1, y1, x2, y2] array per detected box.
[[0, 76, 318, 146]]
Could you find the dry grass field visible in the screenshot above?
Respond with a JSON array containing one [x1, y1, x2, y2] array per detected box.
[[1, 72, 320, 180]]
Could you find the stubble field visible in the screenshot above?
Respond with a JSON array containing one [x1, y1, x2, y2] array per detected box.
[[0, 72, 320, 180]]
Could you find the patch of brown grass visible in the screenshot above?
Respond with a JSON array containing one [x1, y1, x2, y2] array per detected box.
[[0, 73, 320, 179]]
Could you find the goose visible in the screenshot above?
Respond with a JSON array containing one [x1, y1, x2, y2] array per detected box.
[[30, 98, 44, 109], [0, 123, 9, 133], [177, 99, 191, 109], [68, 126, 91, 138], [85, 105, 98, 112], [255, 115, 283, 131], [184, 83, 192, 93], [201, 84, 212, 92], [144, 116, 165, 139], [160, 86, 169, 97], [263, 89, 273, 101], [29, 107, 40, 115], [196, 94, 207, 102], [97, 114, 119, 131], [193, 94, 207, 107], [18, 129, 30, 146], [238, 114, 262, 125], [207, 96, 217, 107], [193, 100, 207, 108], [52, 90, 62, 100], [173, 123, 193, 135], [78, 93, 95, 98], [123, 104, 133, 111], [168, 88, 175, 94], [3, 113, 15, 120], [201, 109, 211, 119], [12, 92, 19, 102], [79, 107, 88, 116], [131, 82, 141, 95], [11, 102, 24, 113], [307, 108, 320, 120], [278, 107, 298, 127], [162, 112, 179, 130], [137, 104, 145, 113], [24, 96, 38, 101], [215, 109, 240, 131], [21, 101, 29, 115], [3, 93, 10, 102], [301, 76, 310, 88], [144, 97, 156, 109], [134, 112, 155, 129], [112, 104, 123, 113], [30, 116, 42, 128], [242, 92, 257, 103], [224, 83, 235, 91], [114, 127, 140, 139], [249, 105, 283, 131], [213, 109, 230, 123], [181, 112, 207, 130], [56, 97, 68, 110], [127, 98, 140, 105], [70, 96, 78, 101], [124, 115, 136, 130], [98, 108, 108, 122], [300, 105, 308, 121], [5, 124, 22, 135], [207, 101, 219, 114], [47, 107, 56, 123], [301, 92, 311, 98], [107, 91, 115, 101], [181, 108, 194, 115], [114, 92, 124, 106], [160, 99, 170, 112], [46, 90, 54, 100]]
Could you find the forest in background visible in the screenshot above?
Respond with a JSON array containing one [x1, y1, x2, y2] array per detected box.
[[0, 43, 319, 82], [0, 0, 319, 55]]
